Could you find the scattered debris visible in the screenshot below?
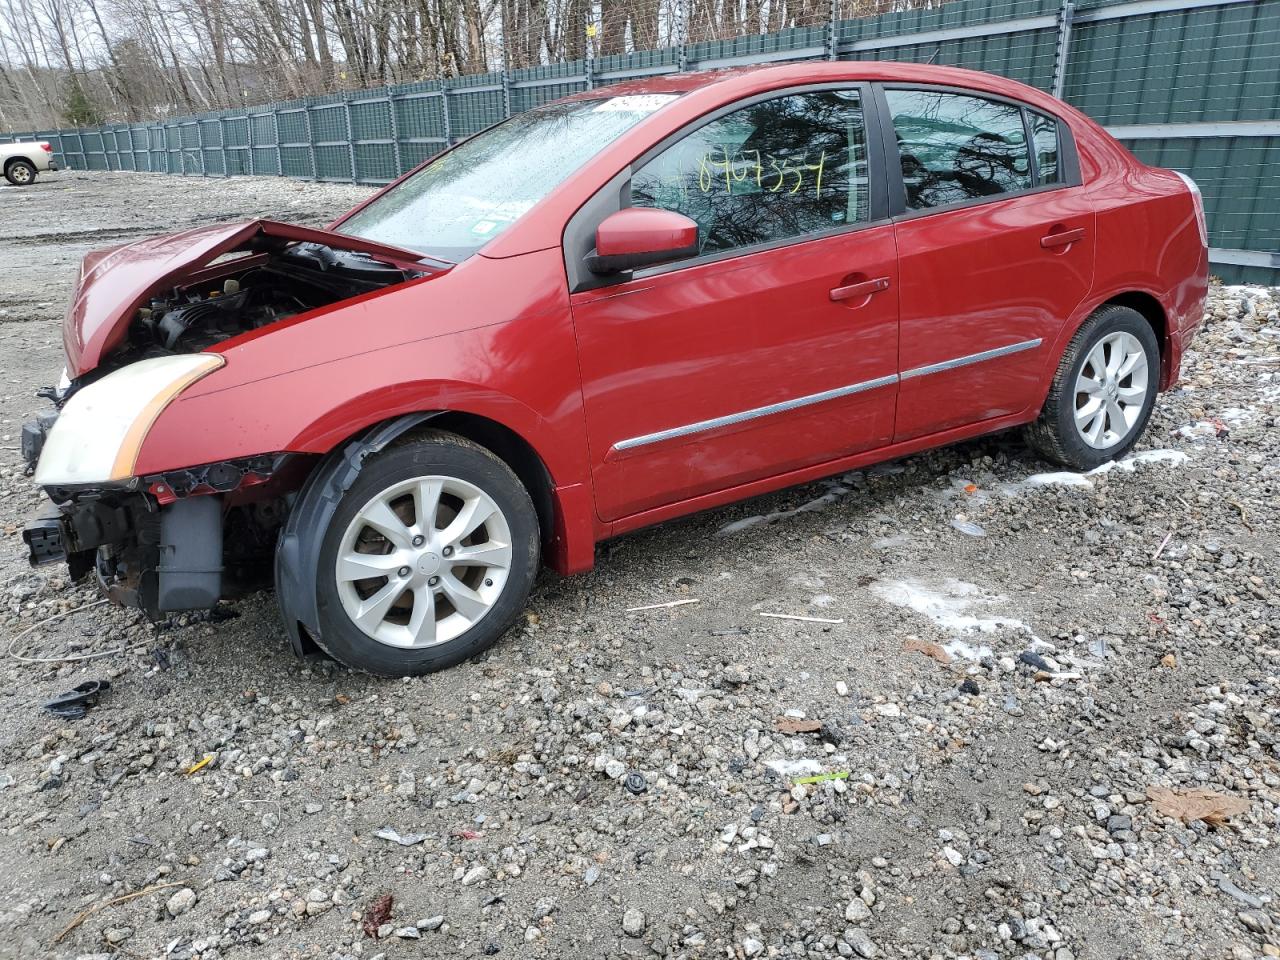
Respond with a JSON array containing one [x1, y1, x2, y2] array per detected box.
[[758, 613, 844, 624], [793, 771, 850, 786], [958, 678, 980, 695], [184, 754, 214, 775], [41, 679, 111, 719], [950, 517, 986, 537], [52, 881, 187, 944], [1159, 653, 1178, 669], [774, 716, 823, 735], [904, 637, 951, 664], [1152, 531, 1174, 560], [625, 598, 701, 612], [374, 827, 430, 846], [361, 894, 395, 938], [1146, 786, 1249, 828], [623, 771, 648, 795]]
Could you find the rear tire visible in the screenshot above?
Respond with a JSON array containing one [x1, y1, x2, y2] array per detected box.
[[1025, 305, 1160, 471], [308, 431, 539, 676], [4, 159, 37, 186]]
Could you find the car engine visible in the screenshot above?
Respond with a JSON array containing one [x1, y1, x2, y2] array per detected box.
[[109, 242, 416, 370]]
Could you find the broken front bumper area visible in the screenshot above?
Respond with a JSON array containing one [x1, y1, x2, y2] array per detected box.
[[21, 488, 224, 616]]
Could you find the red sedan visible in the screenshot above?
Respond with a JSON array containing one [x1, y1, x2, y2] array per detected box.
[[23, 62, 1208, 676]]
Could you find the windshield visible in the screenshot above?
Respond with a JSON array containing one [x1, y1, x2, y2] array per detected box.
[[339, 94, 679, 261]]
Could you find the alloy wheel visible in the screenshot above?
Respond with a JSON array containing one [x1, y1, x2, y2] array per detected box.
[[1072, 331, 1149, 449], [334, 475, 513, 649]]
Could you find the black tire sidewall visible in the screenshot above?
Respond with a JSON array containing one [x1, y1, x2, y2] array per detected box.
[[5, 161, 36, 186], [1051, 308, 1160, 470], [313, 440, 539, 676]]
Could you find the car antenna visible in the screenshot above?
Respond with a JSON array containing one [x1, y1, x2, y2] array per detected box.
[[925, 46, 942, 64]]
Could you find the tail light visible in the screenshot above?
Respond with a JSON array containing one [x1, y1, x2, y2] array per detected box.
[[39, 142, 53, 153], [1172, 171, 1207, 249]]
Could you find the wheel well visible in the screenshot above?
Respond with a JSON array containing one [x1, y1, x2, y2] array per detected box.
[[1102, 292, 1171, 385], [401, 412, 556, 546], [1104, 292, 1167, 352], [4, 156, 33, 171]]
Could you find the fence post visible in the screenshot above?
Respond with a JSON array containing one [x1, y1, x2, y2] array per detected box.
[[303, 107, 318, 179], [196, 120, 207, 175], [501, 70, 512, 119], [826, 0, 839, 60], [344, 100, 358, 183], [1052, 0, 1075, 99], [246, 115, 256, 176], [441, 82, 452, 146], [387, 92, 403, 176], [272, 111, 283, 175], [676, 0, 689, 72], [218, 117, 229, 176]]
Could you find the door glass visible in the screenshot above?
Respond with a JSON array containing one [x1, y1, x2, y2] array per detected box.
[[630, 90, 869, 256], [1031, 111, 1061, 185], [886, 89, 1033, 210]]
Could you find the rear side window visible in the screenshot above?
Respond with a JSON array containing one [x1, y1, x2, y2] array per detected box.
[[630, 90, 870, 256], [885, 89, 1032, 210], [1030, 111, 1061, 185]]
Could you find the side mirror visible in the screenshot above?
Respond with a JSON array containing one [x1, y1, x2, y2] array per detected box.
[[586, 208, 699, 275]]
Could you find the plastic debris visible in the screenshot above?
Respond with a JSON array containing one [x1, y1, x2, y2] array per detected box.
[[793, 771, 850, 785], [950, 517, 986, 537], [41, 679, 112, 720], [624, 771, 648, 795], [375, 827, 430, 846], [184, 754, 214, 776]]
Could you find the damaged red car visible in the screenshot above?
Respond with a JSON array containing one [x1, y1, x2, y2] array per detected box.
[[23, 62, 1208, 676]]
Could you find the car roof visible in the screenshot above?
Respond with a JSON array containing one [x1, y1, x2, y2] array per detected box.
[[562, 61, 1039, 102]]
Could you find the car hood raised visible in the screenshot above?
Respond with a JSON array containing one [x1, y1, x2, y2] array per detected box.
[[63, 219, 432, 377]]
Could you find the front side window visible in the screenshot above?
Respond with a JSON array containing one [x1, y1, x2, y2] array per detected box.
[[1031, 110, 1061, 185], [339, 94, 677, 261], [886, 89, 1032, 210], [629, 90, 870, 256]]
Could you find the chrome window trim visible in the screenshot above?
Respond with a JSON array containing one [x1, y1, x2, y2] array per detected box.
[[613, 373, 899, 451], [900, 338, 1043, 380], [612, 337, 1044, 452]]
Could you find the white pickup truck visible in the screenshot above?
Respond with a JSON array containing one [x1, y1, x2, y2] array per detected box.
[[2, 140, 58, 185]]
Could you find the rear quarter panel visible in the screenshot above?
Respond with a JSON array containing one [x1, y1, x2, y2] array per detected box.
[[1071, 129, 1208, 388]]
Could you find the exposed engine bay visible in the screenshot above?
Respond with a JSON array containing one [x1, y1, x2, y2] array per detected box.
[[100, 242, 418, 375]]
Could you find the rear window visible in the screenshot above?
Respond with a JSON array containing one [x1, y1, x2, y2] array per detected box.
[[886, 89, 1033, 210], [1030, 111, 1061, 185]]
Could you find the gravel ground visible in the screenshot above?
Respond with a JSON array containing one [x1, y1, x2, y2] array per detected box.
[[0, 171, 1277, 960]]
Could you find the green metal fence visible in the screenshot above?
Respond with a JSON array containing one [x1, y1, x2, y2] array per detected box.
[[2, 0, 1277, 282]]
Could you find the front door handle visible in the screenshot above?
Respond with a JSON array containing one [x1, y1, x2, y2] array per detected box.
[[830, 276, 891, 303], [1040, 227, 1086, 249]]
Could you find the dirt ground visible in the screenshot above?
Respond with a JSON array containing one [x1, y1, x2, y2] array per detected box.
[[0, 171, 1277, 960]]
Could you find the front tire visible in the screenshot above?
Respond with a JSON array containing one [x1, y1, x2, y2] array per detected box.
[[4, 160, 37, 186], [309, 431, 539, 676], [1025, 305, 1160, 471]]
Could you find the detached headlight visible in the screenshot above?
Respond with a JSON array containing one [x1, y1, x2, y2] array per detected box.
[[35, 354, 225, 485]]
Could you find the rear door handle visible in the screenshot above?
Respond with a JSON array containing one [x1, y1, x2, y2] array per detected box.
[[830, 276, 891, 303], [1040, 227, 1085, 248]]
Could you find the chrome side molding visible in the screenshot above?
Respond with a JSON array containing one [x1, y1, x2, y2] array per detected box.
[[613, 338, 1043, 452]]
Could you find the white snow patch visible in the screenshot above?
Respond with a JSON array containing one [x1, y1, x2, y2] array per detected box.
[[998, 449, 1188, 495], [765, 757, 824, 777], [943, 639, 994, 661], [870, 578, 1034, 642]]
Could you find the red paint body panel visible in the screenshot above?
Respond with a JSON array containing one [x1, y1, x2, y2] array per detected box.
[[892, 188, 1095, 440], [595, 208, 699, 257], [570, 225, 899, 521], [63, 62, 1207, 579]]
